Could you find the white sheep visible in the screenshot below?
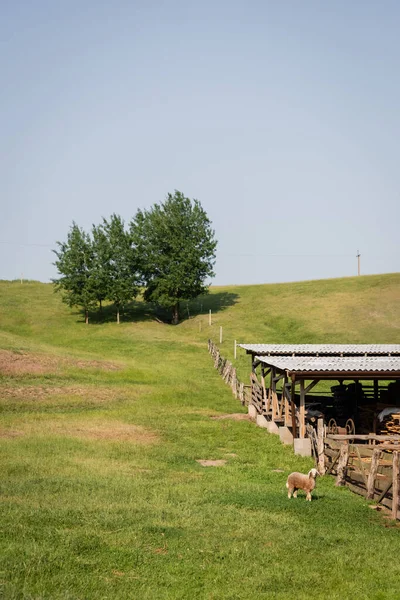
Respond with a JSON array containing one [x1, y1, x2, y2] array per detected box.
[[286, 468, 319, 501]]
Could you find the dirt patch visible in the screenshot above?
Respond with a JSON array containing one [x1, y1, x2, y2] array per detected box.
[[0, 349, 120, 377], [0, 349, 59, 375], [0, 385, 119, 403], [0, 429, 24, 439], [210, 413, 250, 421], [47, 421, 158, 444], [196, 459, 227, 467]]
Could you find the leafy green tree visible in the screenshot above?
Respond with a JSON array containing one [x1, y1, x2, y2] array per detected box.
[[53, 223, 97, 324], [91, 223, 109, 313], [130, 191, 217, 324], [97, 214, 140, 323]]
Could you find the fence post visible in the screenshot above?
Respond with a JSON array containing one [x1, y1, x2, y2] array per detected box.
[[219, 326, 222, 344], [335, 441, 349, 486], [234, 340, 237, 359], [392, 451, 399, 520], [209, 309, 212, 326], [367, 449, 382, 499]]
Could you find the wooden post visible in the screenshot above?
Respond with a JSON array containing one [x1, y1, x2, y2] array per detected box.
[[335, 441, 349, 486], [261, 365, 267, 413], [317, 418, 325, 475], [209, 309, 212, 326], [290, 378, 297, 439], [392, 451, 399, 520], [284, 379, 290, 427], [299, 379, 305, 439], [234, 340, 237, 360], [271, 369, 278, 421], [367, 448, 381, 499], [219, 326, 222, 344]]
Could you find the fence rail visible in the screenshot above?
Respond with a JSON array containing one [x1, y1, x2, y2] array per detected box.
[[208, 339, 251, 406]]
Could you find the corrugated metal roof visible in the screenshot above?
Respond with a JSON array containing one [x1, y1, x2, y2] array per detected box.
[[255, 355, 400, 373], [239, 344, 400, 356]]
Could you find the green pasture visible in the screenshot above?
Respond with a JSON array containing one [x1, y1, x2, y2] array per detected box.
[[1, 274, 400, 599]]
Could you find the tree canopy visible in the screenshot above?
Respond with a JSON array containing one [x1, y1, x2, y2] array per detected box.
[[53, 223, 97, 324], [53, 191, 217, 324], [130, 191, 217, 323]]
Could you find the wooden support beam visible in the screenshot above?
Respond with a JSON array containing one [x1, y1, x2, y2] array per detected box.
[[299, 379, 305, 439], [374, 379, 379, 403], [304, 379, 320, 395], [290, 378, 297, 439], [271, 368, 278, 420], [392, 451, 399, 520], [284, 383, 290, 426], [273, 373, 285, 383], [260, 365, 267, 413]]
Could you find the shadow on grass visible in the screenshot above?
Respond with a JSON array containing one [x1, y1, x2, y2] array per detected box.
[[75, 292, 239, 325]]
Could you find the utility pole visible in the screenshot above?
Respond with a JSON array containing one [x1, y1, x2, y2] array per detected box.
[[356, 250, 361, 276]]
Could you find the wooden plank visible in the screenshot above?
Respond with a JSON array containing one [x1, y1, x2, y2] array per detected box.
[[377, 480, 393, 504], [317, 418, 325, 475], [326, 450, 340, 474], [335, 442, 349, 486], [354, 445, 368, 487], [367, 449, 381, 499], [392, 451, 399, 520], [327, 434, 400, 442]]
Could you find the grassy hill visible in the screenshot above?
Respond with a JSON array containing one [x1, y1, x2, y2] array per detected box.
[[0, 273, 400, 599]]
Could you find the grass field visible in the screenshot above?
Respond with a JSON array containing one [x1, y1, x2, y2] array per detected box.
[[1, 274, 400, 599]]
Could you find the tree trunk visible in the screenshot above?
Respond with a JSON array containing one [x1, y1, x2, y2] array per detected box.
[[172, 302, 179, 325], [99, 299, 103, 313], [117, 308, 120, 324], [85, 310, 89, 324]]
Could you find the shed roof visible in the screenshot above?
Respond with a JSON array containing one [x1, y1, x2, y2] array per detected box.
[[255, 355, 400, 378], [239, 344, 400, 356]]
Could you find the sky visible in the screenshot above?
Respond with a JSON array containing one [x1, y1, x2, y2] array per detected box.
[[1, 0, 399, 286]]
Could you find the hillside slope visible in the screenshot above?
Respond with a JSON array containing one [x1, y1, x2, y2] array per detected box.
[[1, 274, 400, 599]]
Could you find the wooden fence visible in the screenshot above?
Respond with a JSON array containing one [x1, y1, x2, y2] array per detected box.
[[324, 435, 400, 519], [208, 339, 251, 406]]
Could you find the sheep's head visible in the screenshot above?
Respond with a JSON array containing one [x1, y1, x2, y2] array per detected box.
[[308, 468, 319, 479]]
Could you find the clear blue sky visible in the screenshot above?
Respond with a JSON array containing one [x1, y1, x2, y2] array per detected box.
[[1, 1, 399, 285]]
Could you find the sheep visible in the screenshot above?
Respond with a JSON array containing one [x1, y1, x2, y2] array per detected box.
[[286, 468, 319, 501]]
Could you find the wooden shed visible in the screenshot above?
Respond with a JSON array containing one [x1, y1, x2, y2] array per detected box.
[[239, 344, 400, 455]]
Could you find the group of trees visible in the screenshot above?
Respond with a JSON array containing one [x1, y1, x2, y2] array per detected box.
[[53, 191, 217, 324]]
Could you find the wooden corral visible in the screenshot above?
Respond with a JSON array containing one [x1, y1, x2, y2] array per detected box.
[[324, 434, 400, 519]]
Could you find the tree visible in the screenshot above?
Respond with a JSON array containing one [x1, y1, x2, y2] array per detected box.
[[53, 222, 97, 324], [96, 214, 140, 323], [91, 223, 109, 313], [130, 191, 217, 324]]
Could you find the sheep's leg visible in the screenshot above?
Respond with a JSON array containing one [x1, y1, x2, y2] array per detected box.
[[288, 487, 294, 499], [293, 488, 298, 498], [306, 491, 312, 501]]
